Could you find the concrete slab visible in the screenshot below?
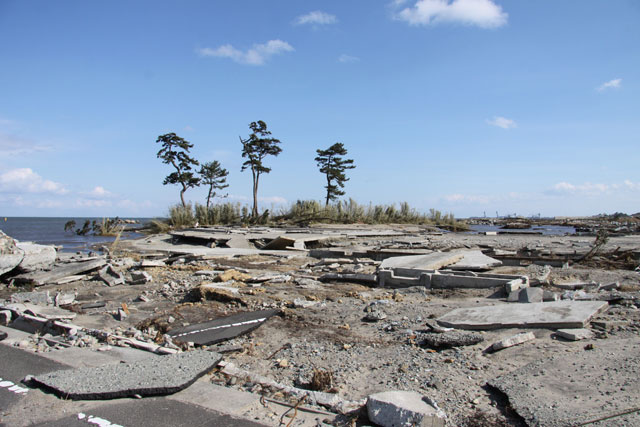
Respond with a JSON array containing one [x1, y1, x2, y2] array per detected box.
[[447, 250, 502, 271], [488, 339, 640, 426], [379, 252, 464, 271], [168, 377, 261, 416], [13, 258, 107, 286], [0, 230, 24, 275], [15, 241, 57, 272], [168, 309, 279, 346], [32, 350, 222, 400], [437, 301, 608, 330], [490, 332, 535, 351], [378, 268, 528, 291], [3, 302, 76, 320]]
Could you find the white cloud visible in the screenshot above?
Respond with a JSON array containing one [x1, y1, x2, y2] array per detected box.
[[0, 133, 52, 156], [0, 168, 67, 194], [259, 196, 288, 205], [87, 186, 113, 198], [549, 181, 611, 196], [394, 0, 507, 28], [338, 54, 360, 63], [295, 11, 337, 26], [486, 116, 517, 129], [197, 40, 294, 66], [597, 78, 622, 92]]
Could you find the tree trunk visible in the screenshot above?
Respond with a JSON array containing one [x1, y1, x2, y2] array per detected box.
[[252, 172, 259, 218], [206, 186, 213, 209], [325, 173, 332, 206], [180, 186, 187, 208]]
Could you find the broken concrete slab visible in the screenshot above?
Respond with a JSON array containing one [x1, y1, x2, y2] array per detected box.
[[490, 332, 535, 352], [379, 252, 464, 271], [319, 272, 378, 285], [437, 301, 608, 330], [168, 309, 279, 346], [140, 259, 167, 268], [366, 390, 446, 427], [447, 250, 502, 271], [96, 264, 125, 287], [13, 257, 107, 286], [32, 350, 222, 400], [488, 339, 640, 426], [15, 241, 57, 272], [554, 328, 593, 341]]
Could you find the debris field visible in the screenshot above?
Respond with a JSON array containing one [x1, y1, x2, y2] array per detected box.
[[1, 224, 639, 426]]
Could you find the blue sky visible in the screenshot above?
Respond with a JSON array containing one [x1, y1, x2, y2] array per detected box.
[[1, 0, 638, 218]]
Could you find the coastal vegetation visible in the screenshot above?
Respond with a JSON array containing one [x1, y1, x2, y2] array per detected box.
[[151, 119, 467, 231], [64, 217, 125, 236], [153, 199, 468, 231]]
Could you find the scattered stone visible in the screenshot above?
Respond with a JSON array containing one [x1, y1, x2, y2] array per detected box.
[[600, 282, 619, 291], [0, 231, 24, 275], [555, 328, 593, 341], [363, 310, 387, 322], [380, 252, 464, 271], [0, 331, 7, 341], [367, 390, 446, 427], [490, 332, 535, 352], [295, 277, 323, 289], [138, 295, 150, 303], [292, 298, 318, 309], [13, 258, 107, 286], [115, 308, 128, 321], [32, 350, 222, 399]]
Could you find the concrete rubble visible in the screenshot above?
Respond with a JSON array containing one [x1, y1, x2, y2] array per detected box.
[[0, 223, 639, 426]]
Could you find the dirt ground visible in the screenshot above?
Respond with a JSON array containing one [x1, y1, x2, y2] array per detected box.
[[2, 226, 639, 426]]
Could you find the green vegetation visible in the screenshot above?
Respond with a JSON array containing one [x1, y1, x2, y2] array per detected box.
[[315, 142, 355, 205], [63, 217, 125, 236], [156, 133, 201, 208], [159, 199, 468, 230], [240, 120, 283, 218], [199, 160, 229, 209]]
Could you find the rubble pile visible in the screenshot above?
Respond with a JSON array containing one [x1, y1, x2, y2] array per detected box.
[[1, 224, 639, 426]]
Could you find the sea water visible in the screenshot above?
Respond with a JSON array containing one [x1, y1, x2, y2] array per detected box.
[[0, 217, 150, 252]]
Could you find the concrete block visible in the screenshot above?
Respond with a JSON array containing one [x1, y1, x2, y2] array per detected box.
[[0, 310, 12, 326], [15, 242, 57, 272], [447, 250, 502, 271], [10, 291, 51, 305], [542, 290, 559, 302], [367, 390, 446, 427], [555, 328, 593, 341], [519, 287, 543, 303], [491, 332, 535, 351], [96, 264, 125, 287]]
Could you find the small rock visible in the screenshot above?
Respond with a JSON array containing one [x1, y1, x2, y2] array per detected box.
[[490, 332, 535, 352], [367, 390, 446, 427]]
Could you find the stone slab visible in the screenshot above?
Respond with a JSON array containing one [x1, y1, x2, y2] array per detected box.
[[168, 309, 278, 346], [379, 252, 464, 271], [32, 350, 222, 400], [13, 258, 107, 286], [519, 287, 543, 303], [0, 231, 24, 275], [488, 339, 640, 426], [437, 301, 608, 330], [367, 390, 446, 427], [168, 378, 261, 416]]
